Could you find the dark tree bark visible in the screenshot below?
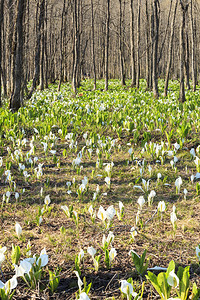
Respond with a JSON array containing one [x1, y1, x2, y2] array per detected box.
[[0, 0, 4, 107], [136, 0, 141, 89], [149, 3, 154, 90], [185, 30, 190, 90], [78, 0, 83, 86], [130, 0, 136, 87], [39, 0, 45, 91], [179, 0, 189, 103], [104, 0, 110, 91], [24, 0, 30, 84], [9, 0, 26, 111], [8, 0, 14, 94], [119, 0, 125, 86], [190, 0, 197, 92], [164, 0, 178, 97], [152, 0, 159, 99], [58, 0, 66, 92], [28, 0, 45, 98], [90, 0, 96, 90], [145, 0, 150, 90], [72, 0, 80, 93], [1, 0, 7, 98], [44, 0, 48, 88]]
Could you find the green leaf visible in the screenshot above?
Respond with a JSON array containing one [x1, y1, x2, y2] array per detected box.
[[146, 272, 164, 300], [157, 272, 170, 300], [177, 266, 190, 300], [131, 251, 141, 274], [191, 283, 200, 300], [131, 250, 148, 275], [49, 268, 60, 293], [75, 255, 81, 276], [166, 260, 175, 277], [141, 249, 147, 267], [11, 245, 21, 265]]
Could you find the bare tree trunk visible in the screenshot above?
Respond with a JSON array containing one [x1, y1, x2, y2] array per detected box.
[[149, 3, 154, 90], [185, 30, 190, 90], [49, 6, 54, 83], [130, 0, 136, 87], [157, 0, 172, 66], [24, 0, 30, 84], [8, 0, 14, 94], [179, 0, 189, 103], [136, 0, 141, 89], [39, 0, 45, 90], [104, 0, 110, 91], [9, 0, 26, 111], [76, 0, 81, 87], [152, 0, 159, 99], [90, 0, 96, 90], [145, 0, 150, 90], [1, 0, 7, 98], [28, 0, 44, 98], [63, 7, 68, 83], [44, 0, 48, 88], [164, 0, 178, 97], [10, 0, 17, 99], [119, 0, 125, 86], [190, 0, 197, 91], [0, 0, 4, 106], [58, 0, 66, 92], [72, 0, 79, 93], [1, 14, 6, 97]]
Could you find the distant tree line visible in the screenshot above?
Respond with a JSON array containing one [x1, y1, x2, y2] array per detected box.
[[0, 0, 199, 111]]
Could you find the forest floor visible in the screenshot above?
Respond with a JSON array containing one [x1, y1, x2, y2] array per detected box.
[[0, 79, 200, 299]]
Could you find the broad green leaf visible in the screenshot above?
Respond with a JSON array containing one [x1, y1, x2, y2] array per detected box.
[[146, 272, 164, 300], [166, 260, 175, 277], [177, 266, 190, 300], [158, 272, 170, 300]]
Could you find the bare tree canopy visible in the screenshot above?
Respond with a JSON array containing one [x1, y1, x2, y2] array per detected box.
[[0, 0, 200, 109]]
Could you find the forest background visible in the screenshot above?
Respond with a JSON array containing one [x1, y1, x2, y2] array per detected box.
[[0, 0, 200, 110]]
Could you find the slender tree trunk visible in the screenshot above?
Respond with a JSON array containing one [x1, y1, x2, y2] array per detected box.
[[149, 3, 154, 90], [58, 0, 66, 91], [28, 0, 44, 98], [164, 0, 178, 97], [72, 0, 79, 93], [185, 30, 190, 90], [44, 0, 48, 88], [130, 0, 136, 87], [145, 0, 150, 90], [10, 1, 17, 99], [179, 1, 189, 102], [157, 0, 172, 66], [0, 0, 4, 107], [9, 0, 26, 111], [63, 7, 68, 83], [39, 0, 45, 91], [152, 0, 159, 99], [119, 0, 125, 86], [104, 0, 110, 91], [136, 0, 141, 89], [8, 0, 14, 94], [90, 0, 96, 90], [190, 0, 197, 91], [76, 0, 81, 87], [25, 0, 30, 83], [1, 15, 6, 97]]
